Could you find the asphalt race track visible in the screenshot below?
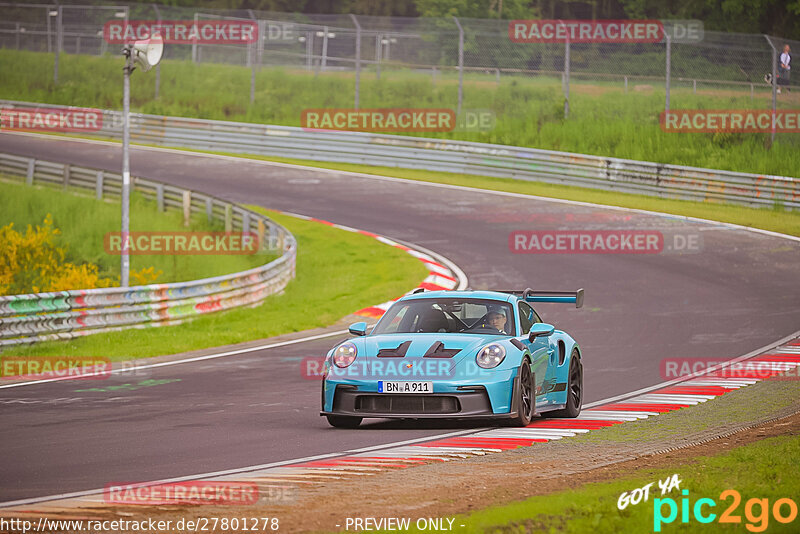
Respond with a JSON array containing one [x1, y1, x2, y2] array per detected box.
[[1, 133, 798, 503]]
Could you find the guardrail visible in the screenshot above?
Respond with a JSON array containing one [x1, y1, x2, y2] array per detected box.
[[0, 152, 296, 347], [1, 99, 796, 210]]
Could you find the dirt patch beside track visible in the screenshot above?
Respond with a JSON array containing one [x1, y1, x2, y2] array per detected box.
[[261, 409, 800, 532], [3, 376, 799, 533]]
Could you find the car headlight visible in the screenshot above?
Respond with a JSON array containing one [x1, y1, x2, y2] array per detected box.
[[476, 343, 506, 369], [333, 341, 358, 368]]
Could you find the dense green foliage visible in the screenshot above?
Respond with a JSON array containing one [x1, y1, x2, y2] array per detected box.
[[108, 0, 800, 37]]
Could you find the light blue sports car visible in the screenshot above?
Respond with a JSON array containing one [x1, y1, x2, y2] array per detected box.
[[320, 288, 584, 428]]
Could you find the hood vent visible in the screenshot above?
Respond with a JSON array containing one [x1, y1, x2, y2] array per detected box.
[[423, 341, 461, 359], [377, 341, 412, 358]]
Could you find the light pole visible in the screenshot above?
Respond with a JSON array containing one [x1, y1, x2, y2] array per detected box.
[[120, 34, 163, 287]]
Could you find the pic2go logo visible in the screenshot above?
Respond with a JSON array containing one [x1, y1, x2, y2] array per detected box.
[[654, 489, 798, 532]]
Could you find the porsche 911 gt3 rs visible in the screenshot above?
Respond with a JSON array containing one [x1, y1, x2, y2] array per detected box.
[[320, 288, 584, 428]]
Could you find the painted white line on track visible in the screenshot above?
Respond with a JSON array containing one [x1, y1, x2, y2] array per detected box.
[[582, 328, 800, 408], [0, 223, 468, 390], [0, 329, 350, 390], [0, 427, 484, 508], [2, 133, 798, 510]]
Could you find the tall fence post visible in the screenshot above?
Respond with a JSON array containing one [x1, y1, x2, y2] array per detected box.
[[305, 31, 312, 71], [665, 33, 671, 113], [563, 33, 570, 119], [321, 26, 329, 72], [350, 14, 362, 109], [375, 33, 381, 80], [765, 35, 778, 145], [192, 12, 199, 63], [152, 3, 161, 99], [453, 16, 464, 115], [15, 22, 20, 50], [46, 6, 52, 53], [54, 5, 62, 84], [250, 60, 256, 104], [257, 18, 265, 66], [248, 13, 257, 105]]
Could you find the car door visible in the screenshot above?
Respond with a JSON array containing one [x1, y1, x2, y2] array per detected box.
[[518, 301, 554, 407]]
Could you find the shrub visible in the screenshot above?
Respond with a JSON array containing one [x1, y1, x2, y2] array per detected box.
[[0, 214, 160, 295]]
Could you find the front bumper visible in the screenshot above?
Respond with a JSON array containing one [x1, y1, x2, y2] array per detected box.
[[321, 368, 519, 418]]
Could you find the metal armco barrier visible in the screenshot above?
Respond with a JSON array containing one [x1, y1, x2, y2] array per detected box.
[[0, 152, 297, 347], [1, 100, 796, 210]]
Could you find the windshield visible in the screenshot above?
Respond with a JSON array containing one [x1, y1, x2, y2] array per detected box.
[[372, 298, 516, 336]]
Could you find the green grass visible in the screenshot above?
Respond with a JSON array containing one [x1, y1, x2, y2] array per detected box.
[[0, 179, 266, 285], [2, 206, 428, 359], [1, 49, 799, 178], [567, 378, 800, 444], [425, 434, 800, 533]]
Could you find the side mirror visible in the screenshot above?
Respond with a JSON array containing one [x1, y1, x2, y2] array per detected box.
[[348, 321, 367, 336], [528, 323, 555, 341]]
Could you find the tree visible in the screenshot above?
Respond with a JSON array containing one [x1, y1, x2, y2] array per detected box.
[[415, 0, 537, 19]]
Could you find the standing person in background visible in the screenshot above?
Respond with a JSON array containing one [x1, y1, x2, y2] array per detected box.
[[778, 44, 791, 94]]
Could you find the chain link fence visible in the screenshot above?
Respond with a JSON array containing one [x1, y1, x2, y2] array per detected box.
[[1, 3, 798, 142]]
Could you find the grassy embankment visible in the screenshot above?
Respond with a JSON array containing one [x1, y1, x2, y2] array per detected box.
[[2, 50, 796, 237], [452, 434, 800, 533], [0, 183, 428, 359], [0, 180, 267, 285], [1, 49, 798, 178]]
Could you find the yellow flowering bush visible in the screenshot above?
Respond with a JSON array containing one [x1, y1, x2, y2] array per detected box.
[[130, 266, 164, 286], [0, 214, 160, 295]]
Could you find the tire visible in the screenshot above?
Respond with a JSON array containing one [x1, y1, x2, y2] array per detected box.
[[326, 415, 362, 428], [544, 351, 582, 418], [508, 359, 535, 427]]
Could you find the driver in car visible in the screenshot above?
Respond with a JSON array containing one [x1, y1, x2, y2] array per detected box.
[[486, 309, 508, 334]]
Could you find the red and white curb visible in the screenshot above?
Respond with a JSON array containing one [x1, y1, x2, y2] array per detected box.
[[277, 212, 467, 319], [2, 337, 797, 514], [288, 340, 800, 460]]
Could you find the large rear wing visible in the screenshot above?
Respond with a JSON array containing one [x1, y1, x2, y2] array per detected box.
[[497, 288, 584, 308]]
